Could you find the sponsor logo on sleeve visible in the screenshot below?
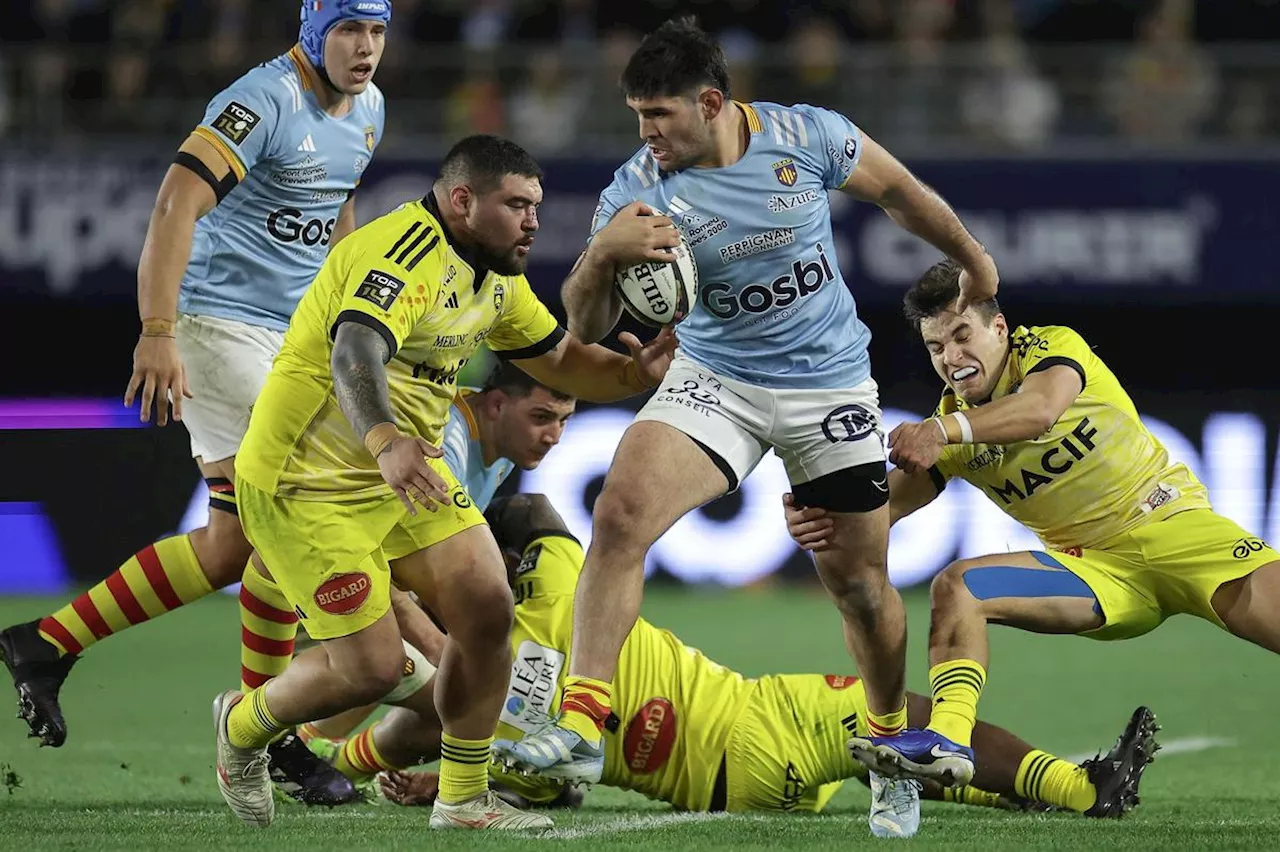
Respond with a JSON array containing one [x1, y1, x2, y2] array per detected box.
[[210, 101, 262, 145], [354, 269, 406, 310]]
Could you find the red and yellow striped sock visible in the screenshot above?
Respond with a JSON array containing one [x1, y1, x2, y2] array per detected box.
[[297, 722, 331, 745], [866, 701, 909, 738], [333, 728, 404, 781], [38, 534, 213, 656], [239, 564, 298, 691], [558, 676, 612, 746]]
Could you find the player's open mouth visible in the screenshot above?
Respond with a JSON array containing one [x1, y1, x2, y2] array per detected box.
[[351, 64, 372, 81], [515, 241, 533, 256], [951, 366, 978, 382], [649, 147, 668, 160]]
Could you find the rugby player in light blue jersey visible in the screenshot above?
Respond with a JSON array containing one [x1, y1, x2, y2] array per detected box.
[[492, 18, 1000, 840], [0, 0, 390, 805]]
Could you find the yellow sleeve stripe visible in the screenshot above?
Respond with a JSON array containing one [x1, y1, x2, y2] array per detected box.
[[192, 126, 247, 182], [736, 101, 765, 135], [287, 45, 313, 91], [453, 390, 481, 441]]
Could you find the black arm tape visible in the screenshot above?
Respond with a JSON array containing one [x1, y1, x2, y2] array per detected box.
[[927, 465, 947, 496], [174, 152, 238, 203]]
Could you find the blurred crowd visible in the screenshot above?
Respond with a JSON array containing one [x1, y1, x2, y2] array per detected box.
[[2, 0, 1278, 153]]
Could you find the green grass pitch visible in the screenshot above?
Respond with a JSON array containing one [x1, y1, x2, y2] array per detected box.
[[1, 585, 1276, 850]]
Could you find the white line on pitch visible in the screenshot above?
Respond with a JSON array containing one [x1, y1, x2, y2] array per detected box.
[[1066, 735, 1235, 764], [540, 811, 735, 839]]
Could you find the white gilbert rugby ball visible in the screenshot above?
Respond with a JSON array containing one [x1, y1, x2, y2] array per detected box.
[[614, 230, 698, 327]]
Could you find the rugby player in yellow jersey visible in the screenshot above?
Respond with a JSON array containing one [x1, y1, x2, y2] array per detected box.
[[211, 134, 677, 831], [787, 258, 1277, 794], [321, 493, 1156, 829]]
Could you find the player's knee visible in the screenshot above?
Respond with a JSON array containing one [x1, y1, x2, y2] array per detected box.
[[930, 560, 978, 610], [448, 582, 514, 652], [590, 483, 654, 554], [191, 506, 253, 586], [341, 652, 406, 705]]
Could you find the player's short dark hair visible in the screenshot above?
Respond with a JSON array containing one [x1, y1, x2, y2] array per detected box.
[[438, 135, 543, 195], [903, 259, 1001, 335], [620, 16, 731, 101], [481, 360, 573, 402]]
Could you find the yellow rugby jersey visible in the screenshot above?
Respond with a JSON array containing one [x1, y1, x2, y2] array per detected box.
[[237, 194, 563, 500], [495, 534, 756, 811], [933, 325, 1209, 550]]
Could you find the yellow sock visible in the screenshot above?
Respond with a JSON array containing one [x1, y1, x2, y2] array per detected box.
[[239, 563, 299, 691], [39, 533, 213, 656], [926, 659, 987, 747], [558, 676, 612, 746], [1015, 749, 1096, 813], [865, 701, 908, 738], [226, 686, 288, 749], [333, 727, 402, 781], [438, 733, 492, 804], [942, 785, 1004, 808]]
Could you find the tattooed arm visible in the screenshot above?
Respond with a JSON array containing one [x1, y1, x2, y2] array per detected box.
[[331, 321, 446, 510], [331, 321, 396, 440]]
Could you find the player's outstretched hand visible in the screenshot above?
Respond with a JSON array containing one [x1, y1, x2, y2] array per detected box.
[[594, 201, 680, 266], [377, 436, 448, 515], [955, 253, 999, 313], [888, 419, 947, 474], [124, 334, 194, 427], [620, 325, 678, 387], [380, 769, 438, 806], [783, 493, 835, 553]]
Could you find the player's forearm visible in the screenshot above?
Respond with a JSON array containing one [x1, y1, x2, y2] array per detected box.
[[136, 196, 202, 323], [331, 323, 397, 440], [519, 340, 651, 404], [939, 393, 1058, 446], [563, 248, 623, 344], [888, 470, 940, 526], [879, 178, 988, 273]]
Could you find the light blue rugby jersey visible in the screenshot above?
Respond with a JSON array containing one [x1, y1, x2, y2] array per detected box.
[[181, 46, 386, 330], [592, 101, 871, 390], [442, 389, 515, 511]]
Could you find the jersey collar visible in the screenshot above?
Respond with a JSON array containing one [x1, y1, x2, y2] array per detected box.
[[423, 191, 491, 288]]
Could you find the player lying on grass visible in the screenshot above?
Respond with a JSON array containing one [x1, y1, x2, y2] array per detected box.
[[785, 258, 1276, 791], [303, 493, 1157, 831]]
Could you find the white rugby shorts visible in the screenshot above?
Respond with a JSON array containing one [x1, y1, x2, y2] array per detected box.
[[633, 352, 886, 491], [175, 313, 284, 463]]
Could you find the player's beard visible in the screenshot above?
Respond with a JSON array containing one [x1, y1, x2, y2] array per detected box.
[[476, 242, 528, 276]]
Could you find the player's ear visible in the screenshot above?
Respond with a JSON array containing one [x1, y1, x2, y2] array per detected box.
[[993, 312, 1008, 339], [448, 184, 473, 217], [699, 88, 724, 121]]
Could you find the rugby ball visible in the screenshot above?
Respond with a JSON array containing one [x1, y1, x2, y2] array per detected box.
[[614, 230, 699, 328]]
